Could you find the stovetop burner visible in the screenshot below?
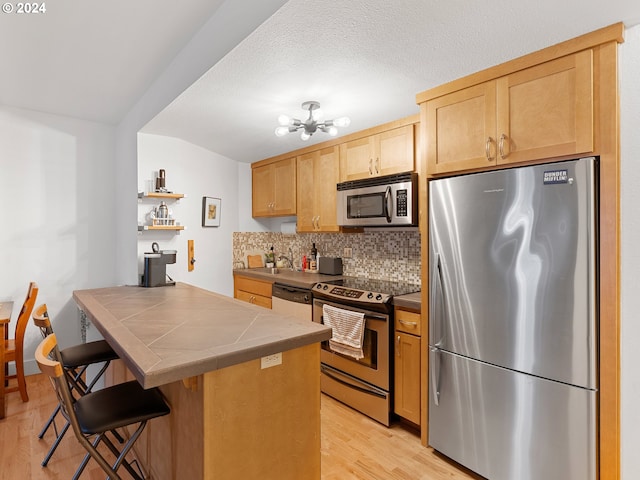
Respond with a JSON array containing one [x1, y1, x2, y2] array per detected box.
[[313, 276, 420, 305]]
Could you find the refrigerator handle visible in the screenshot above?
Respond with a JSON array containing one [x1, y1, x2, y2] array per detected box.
[[430, 253, 445, 347], [430, 346, 440, 406]]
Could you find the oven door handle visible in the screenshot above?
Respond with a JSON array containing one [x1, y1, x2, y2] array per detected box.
[[316, 302, 388, 323], [364, 312, 389, 322], [321, 365, 387, 399]]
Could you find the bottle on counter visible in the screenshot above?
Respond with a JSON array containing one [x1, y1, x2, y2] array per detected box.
[[309, 243, 318, 271]]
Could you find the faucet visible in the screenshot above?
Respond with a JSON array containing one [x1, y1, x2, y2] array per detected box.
[[277, 254, 294, 270]]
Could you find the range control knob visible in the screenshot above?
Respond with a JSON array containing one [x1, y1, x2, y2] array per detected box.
[[316, 284, 322, 289], [367, 292, 374, 299], [323, 285, 329, 290], [376, 294, 383, 301]]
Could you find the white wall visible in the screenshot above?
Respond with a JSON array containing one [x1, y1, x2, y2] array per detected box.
[[619, 22, 640, 480], [137, 134, 239, 296], [114, 0, 287, 286], [0, 105, 116, 373]]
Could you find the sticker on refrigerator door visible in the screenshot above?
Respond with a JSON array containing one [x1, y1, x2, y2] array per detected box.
[[543, 169, 569, 184]]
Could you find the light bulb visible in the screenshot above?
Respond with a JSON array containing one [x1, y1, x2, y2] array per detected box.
[[300, 130, 311, 141], [333, 116, 351, 128], [328, 126, 338, 136], [278, 114, 291, 126], [275, 126, 289, 137]]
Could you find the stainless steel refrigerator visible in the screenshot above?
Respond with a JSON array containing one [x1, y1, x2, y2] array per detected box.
[[428, 157, 597, 480]]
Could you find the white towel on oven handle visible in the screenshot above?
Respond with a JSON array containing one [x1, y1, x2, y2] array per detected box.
[[322, 304, 365, 360]]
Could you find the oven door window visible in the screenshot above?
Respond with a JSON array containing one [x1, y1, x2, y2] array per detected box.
[[346, 192, 385, 219], [321, 325, 378, 370]]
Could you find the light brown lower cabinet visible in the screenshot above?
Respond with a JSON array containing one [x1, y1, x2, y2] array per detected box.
[[394, 308, 421, 426], [233, 275, 272, 309]]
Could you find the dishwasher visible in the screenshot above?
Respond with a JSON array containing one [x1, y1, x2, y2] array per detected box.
[[271, 283, 312, 321]]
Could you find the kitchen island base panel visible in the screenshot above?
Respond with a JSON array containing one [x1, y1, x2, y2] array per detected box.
[[108, 343, 321, 480]]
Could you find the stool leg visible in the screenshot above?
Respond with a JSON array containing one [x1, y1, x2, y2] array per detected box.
[[102, 432, 145, 480], [41, 421, 70, 467], [38, 404, 61, 439]]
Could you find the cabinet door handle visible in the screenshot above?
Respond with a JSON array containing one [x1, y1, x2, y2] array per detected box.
[[369, 158, 373, 175], [499, 133, 508, 159], [485, 137, 494, 161], [375, 157, 380, 174], [398, 319, 418, 327], [397, 335, 401, 357]]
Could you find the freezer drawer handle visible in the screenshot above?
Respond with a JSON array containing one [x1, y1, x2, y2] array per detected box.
[[430, 347, 440, 406]]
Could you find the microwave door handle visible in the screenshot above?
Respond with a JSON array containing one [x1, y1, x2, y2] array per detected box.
[[384, 186, 392, 223]]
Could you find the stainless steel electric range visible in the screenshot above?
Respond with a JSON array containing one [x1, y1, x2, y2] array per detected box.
[[312, 277, 420, 426]]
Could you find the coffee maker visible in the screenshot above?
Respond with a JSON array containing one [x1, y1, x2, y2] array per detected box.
[[142, 243, 176, 287]]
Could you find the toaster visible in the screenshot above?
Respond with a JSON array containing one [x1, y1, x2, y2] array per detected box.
[[318, 257, 343, 275]]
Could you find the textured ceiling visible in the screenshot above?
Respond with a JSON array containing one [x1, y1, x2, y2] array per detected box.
[[3, 0, 640, 164], [142, 0, 640, 162]]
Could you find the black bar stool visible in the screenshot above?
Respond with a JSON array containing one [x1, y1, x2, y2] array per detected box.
[[35, 333, 170, 480], [33, 304, 120, 466]]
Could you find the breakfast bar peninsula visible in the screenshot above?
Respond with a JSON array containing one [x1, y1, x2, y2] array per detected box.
[[73, 283, 331, 480]]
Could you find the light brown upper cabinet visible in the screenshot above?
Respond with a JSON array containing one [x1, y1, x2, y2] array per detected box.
[[252, 157, 297, 217], [339, 125, 415, 181], [297, 146, 340, 232], [425, 50, 594, 175]]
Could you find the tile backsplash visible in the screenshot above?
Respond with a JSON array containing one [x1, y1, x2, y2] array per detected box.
[[233, 230, 421, 285]]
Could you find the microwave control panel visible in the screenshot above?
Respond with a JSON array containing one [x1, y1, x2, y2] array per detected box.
[[396, 189, 408, 216]]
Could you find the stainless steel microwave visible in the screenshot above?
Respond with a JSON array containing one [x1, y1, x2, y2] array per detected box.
[[336, 172, 418, 227]]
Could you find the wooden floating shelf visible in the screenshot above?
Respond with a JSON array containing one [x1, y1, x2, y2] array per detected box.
[[138, 192, 185, 199], [138, 225, 185, 231]]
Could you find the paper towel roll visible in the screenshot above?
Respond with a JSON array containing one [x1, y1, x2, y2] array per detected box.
[[280, 221, 297, 234]]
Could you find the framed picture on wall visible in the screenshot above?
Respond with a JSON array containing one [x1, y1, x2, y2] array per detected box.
[[202, 197, 221, 227]]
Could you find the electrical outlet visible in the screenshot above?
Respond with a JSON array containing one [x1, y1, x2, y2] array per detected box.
[[261, 352, 282, 369], [343, 247, 352, 258]]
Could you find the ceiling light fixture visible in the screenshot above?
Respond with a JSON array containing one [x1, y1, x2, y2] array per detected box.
[[275, 101, 350, 141]]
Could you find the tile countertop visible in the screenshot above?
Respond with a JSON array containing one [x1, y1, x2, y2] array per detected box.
[[73, 283, 332, 389], [233, 267, 343, 289], [393, 291, 422, 310]]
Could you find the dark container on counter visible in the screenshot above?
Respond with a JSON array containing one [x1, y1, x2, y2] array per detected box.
[[318, 257, 343, 275]]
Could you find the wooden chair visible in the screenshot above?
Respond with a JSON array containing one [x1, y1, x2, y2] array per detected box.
[[4, 281, 38, 402], [35, 333, 170, 480], [33, 303, 120, 466]]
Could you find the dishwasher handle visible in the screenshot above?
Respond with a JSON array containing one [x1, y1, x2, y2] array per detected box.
[[272, 283, 312, 304]]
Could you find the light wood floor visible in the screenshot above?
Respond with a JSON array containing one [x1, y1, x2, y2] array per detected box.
[[0, 374, 482, 479]]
